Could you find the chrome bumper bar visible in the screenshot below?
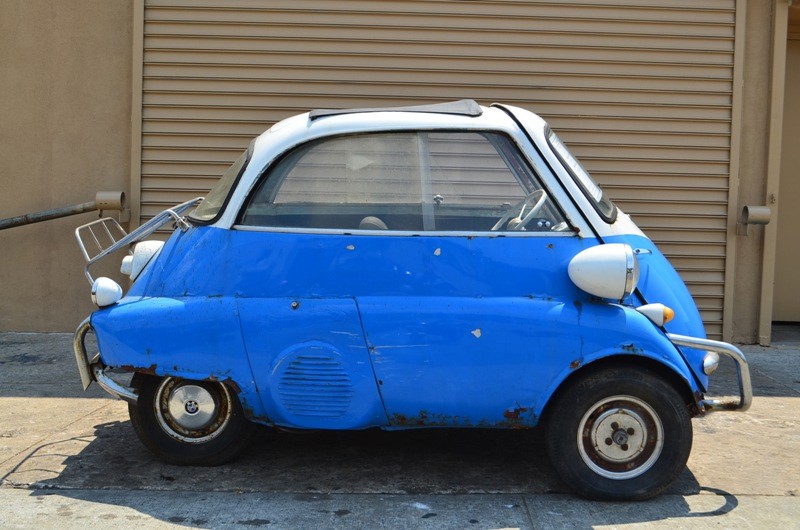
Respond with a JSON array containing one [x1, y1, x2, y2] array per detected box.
[[73, 317, 138, 404], [667, 333, 752, 413]]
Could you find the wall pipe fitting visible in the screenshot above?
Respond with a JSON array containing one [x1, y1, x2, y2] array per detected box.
[[0, 191, 127, 231]]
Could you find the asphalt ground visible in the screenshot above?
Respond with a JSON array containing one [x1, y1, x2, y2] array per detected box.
[[1, 328, 799, 529]]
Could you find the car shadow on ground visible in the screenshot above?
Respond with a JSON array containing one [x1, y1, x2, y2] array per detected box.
[[17, 421, 562, 494], [0, 418, 741, 528]]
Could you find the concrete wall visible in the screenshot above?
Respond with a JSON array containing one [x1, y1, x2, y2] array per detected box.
[[0, 1, 133, 331]]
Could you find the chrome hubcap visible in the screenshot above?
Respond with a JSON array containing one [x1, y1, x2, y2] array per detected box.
[[155, 378, 232, 444], [578, 395, 663, 480], [167, 384, 216, 430]]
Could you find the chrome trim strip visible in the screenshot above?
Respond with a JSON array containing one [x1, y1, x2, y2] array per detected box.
[[667, 333, 752, 413], [92, 365, 138, 404], [73, 317, 94, 390], [623, 244, 636, 297]]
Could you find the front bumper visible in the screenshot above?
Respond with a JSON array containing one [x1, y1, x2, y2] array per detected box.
[[73, 317, 138, 404], [667, 333, 752, 413]]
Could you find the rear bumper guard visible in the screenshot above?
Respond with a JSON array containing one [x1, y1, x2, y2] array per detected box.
[[667, 333, 752, 413], [73, 317, 138, 404]]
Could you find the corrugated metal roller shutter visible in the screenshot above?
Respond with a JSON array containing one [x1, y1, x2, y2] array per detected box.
[[140, 0, 735, 338]]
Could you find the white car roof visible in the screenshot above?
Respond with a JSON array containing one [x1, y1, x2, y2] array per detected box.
[[214, 100, 550, 229]]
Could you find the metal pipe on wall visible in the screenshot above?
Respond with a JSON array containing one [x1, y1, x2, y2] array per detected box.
[[0, 191, 126, 231]]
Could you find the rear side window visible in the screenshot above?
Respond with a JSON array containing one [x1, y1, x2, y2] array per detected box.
[[239, 131, 567, 233]]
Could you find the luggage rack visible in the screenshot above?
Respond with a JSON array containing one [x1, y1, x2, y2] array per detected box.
[[75, 197, 202, 284]]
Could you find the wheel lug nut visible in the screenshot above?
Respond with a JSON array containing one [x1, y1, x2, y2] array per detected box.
[[621, 444, 629, 451], [605, 438, 613, 446], [611, 422, 619, 430], [627, 428, 635, 435]]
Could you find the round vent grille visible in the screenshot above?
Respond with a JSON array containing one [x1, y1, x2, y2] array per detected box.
[[277, 352, 353, 418]]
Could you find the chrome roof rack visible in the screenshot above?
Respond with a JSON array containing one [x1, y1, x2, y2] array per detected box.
[[75, 197, 202, 284], [309, 99, 482, 120]]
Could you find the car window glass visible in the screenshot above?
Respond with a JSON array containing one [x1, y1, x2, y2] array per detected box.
[[547, 129, 617, 222], [426, 132, 566, 232], [189, 147, 250, 223], [239, 131, 568, 233]]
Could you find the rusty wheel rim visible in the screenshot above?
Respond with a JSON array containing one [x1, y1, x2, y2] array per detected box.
[[154, 377, 232, 444], [577, 395, 664, 480]]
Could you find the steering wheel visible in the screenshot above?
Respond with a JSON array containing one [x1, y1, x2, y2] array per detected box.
[[491, 189, 548, 231]]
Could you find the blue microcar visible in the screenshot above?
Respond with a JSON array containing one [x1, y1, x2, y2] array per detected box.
[[73, 100, 751, 500]]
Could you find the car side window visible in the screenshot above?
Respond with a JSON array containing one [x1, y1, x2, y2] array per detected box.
[[239, 131, 568, 232]]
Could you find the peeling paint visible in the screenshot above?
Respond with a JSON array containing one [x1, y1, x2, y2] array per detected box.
[[224, 378, 242, 394], [392, 410, 446, 426], [346, 244, 355, 251], [433, 248, 441, 256], [503, 407, 527, 420], [573, 300, 583, 315], [621, 342, 644, 355], [471, 328, 482, 338], [119, 364, 158, 376], [500, 406, 534, 429], [391, 408, 535, 428]]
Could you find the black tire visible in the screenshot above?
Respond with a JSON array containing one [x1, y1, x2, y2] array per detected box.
[[129, 373, 255, 466], [545, 366, 692, 501]]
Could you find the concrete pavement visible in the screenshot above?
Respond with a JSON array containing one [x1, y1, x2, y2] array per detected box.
[[1, 329, 799, 528]]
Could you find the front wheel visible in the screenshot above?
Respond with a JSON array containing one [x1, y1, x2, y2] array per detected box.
[[545, 367, 692, 500], [129, 374, 255, 465]]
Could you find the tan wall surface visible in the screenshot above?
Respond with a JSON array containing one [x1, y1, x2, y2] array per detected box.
[[773, 33, 800, 320], [730, 0, 776, 343], [0, 1, 133, 331], [0, 0, 778, 338]]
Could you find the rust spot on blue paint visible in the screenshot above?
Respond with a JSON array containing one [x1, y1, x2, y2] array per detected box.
[[120, 364, 158, 376], [621, 343, 643, 354], [392, 410, 448, 427], [224, 378, 242, 394], [503, 407, 527, 420], [391, 408, 536, 429], [569, 359, 582, 370], [500, 407, 533, 429]]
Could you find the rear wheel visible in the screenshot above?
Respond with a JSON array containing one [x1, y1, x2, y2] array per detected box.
[[129, 373, 255, 465], [545, 367, 692, 500]]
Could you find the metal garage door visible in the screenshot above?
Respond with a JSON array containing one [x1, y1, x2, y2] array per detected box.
[[137, 0, 736, 338]]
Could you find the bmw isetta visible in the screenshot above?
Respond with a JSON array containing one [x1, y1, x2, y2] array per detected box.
[[73, 100, 751, 500]]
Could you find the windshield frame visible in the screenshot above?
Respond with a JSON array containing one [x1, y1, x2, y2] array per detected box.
[[545, 127, 617, 224], [188, 140, 254, 225]]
